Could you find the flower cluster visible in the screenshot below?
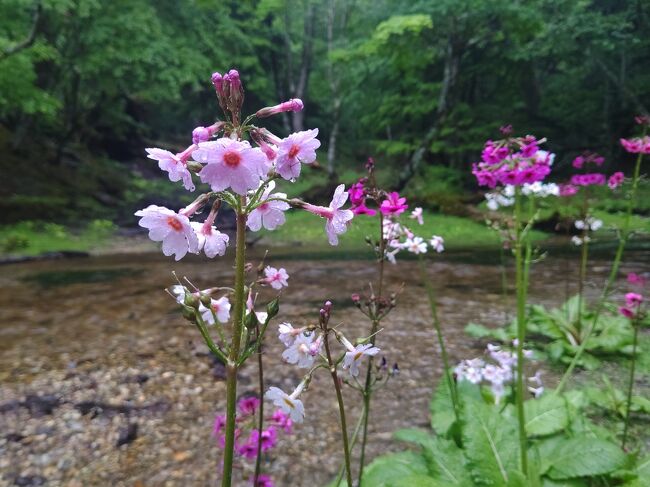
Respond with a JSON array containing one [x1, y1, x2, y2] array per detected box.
[[619, 272, 647, 320], [484, 182, 559, 210], [620, 136, 650, 154], [213, 396, 293, 487], [560, 152, 625, 196], [136, 69, 355, 260], [455, 342, 540, 400], [472, 134, 553, 188]]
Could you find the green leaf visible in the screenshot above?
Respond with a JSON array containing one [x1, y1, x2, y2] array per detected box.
[[546, 437, 627, 480], [462, 400, 519, 486], [627, 455, 650, 487], [464, 322, 512, 341], [390, 475, 449, 487], [360, 452, 429, 487], [524, 394, 569, 437]]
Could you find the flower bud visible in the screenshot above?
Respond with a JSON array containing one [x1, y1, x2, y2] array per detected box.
[[181, 306, 197, 323], [192, 126, 211, 144], [266, 297, 280, 320], [255, 98, 304, 118], [351, 293, 361, 305], [184, 293, 200, 309], [200, 293, 212, 307], [244, 310, 259, 329], [186, 161, 203, 173]]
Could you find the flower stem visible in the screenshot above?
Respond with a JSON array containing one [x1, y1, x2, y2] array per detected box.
[[324, 331, 353, 487], [357, 211, 386, 484], [556, 150, 644, 394], [514, 188, 529, 476], [335, 402, 368, 486], [221, 200, 247, 487], [622, 318, 639, 450], [253, 324, 265, 484], [419, 259, 460, 422]]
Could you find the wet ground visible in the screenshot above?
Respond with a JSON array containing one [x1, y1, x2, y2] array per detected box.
[[0, 246, 648, 487]]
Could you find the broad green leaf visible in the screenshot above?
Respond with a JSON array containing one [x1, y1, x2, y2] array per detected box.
[[360, 452, 429, 487], [627, 455, 650, 487], [462, 400, 519, 486], [524, 394, 569, 437], [390, 475, 449, 487], [546, 437, 627, 480]]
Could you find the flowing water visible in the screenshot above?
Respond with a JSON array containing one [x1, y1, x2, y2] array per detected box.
[[0, 247, 648, 486]]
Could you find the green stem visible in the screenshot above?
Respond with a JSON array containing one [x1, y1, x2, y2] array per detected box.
[[556, 150, 644, 394], [253, 324, 265, 484], [324, 331, 353, 487], [336, 403, 368, 486], [576, 192, 590, 334], [514, 188, 529, 476], [622, 320, 639, 450], [419, 259, 460, 422], [221, 201, 247, 487], [357, 211, 386, 484]]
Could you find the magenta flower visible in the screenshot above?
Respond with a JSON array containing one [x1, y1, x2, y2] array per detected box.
[[238, 396, 260, 417], [619, 306, 635, 319], [303, 184, 354, 245], [146, 147, 195, 191], [608, 172, 625, 189], [256, 98, 303, 118], [276, 129, 320, 180], [135, 205, 198, 260], [247, 182, 289, 231], [559, 184, 579, 197], [264, 266, 289, 290], [252, 474, 274, 487], [620, 136, 650, 154], [194, 138, 268, 195], [271, 410, 293, 434], [213, 414, 226, 437], [628, 273, 646, 287], [380, 192, 408, 216], [625, 292, 643, 307], [570, 173, 606, 187]]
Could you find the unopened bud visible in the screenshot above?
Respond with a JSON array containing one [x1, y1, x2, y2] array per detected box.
[[199, 293, 212, 307], [266, 297, 280, 319], [391, 363, 400, 376], [184, 293, 200, 309], [186, 161, 203, 173], [351, 293, 361, 304], [192, 126, 211, 144], [244, 310, 259, 329], [255, 98, 304, 118], [181, 306, 197, 323]]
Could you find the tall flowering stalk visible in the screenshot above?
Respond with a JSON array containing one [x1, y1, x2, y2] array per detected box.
[[473, 128, 555, 476], [136, 69, 354, 487], [619, 273, 646, 450], [556, 117, 648, 393]]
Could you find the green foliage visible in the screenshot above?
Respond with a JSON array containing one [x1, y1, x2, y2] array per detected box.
[[524, 394, 569, 437]]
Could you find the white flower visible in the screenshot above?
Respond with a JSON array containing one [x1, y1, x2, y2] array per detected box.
[[247, 181, 290, 231], [200, 296, 231, 324], [278, 323, 301, 347], [265, 384, 305, 423], [589, 218, 603, 231], [404, 236, 427, 254], [574, 220, 586, 230], [343, 344, 381, 377], [528, 386, 544, 398], [135, 205, 199, 261], [482, 364, 506, 385], [429, 235, 444, 253], [410, 207, 424, 225], [264, 266, 289, 290], [282, 333, 318, 368]]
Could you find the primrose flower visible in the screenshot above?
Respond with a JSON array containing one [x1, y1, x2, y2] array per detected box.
[[213, 414, 226, 437], [608, 172, 625, 189], [247, 181, 289, 231], [135, 205, 198, 261], [276, 129, 320, 180], [264, 266, 289, 290], [200, 296, 231, 324], [404, 236, 427, 254], [625, 292, 643, 307], [343, 343, 381, 377], [380, 192, 408, 216], [619, 307, 635, 319], [628, 273, 646, 287], [252, 474, 274, 487], [256, 98, 303, 118], [282, 333, 318, 368], [302, 184, 354, 245], [146, 147, 195, 191], [410, 207, 424, 225], [194, 138, 268, 194], [620, 136, 650, 154], [271, 410, 293, 434], [278, 322, 302, 347], [191, 222, 229, 258], [265, 383, 306, 423], [238, 396, 260, 416], [429, 235, 444, 253]]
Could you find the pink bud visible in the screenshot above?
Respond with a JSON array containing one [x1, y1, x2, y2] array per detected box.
[[192, 126, 211, 144]]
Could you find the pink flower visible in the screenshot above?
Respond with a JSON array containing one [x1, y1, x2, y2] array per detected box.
[[380, 192, 408, 216], [247, 182, 289, 231], [303, 184, 354, 245], [619, 306, 635, 319], [213, 414, 226, 437], [146, 147, 195, 191], [608, 172, 625, 189], [559, 184, 579, 197], [264, 266, 289, 290], [252, 474, 274, 487], [200, 296, 231, 324], [238, 396, 260, 416], [620, 136, 650, 154], [410, 207, 424, 225], [194, 138, 268, 195], [276, 129, 320, 180], [430, 235, 444, 253], [191, 221, 229, 258], [256, 98, 304, 118], [625, 292, 643, 307], [271, 409, 293, 434], [628, 273, 646, 287], [135, 205, 198, 260]]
